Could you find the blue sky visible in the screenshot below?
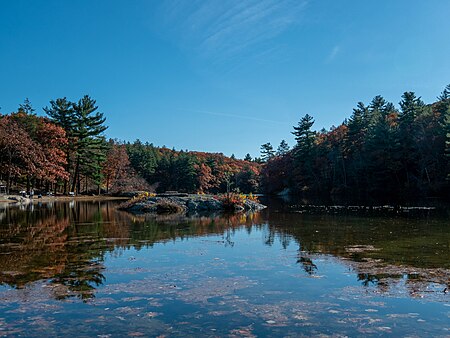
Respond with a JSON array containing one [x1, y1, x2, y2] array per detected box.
[[1, 0, 449, 158]]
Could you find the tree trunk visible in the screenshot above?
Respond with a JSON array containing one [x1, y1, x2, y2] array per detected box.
[[6, 170, 11, 194], [71, 157, 80, 194], [64, 156, 71, 195]]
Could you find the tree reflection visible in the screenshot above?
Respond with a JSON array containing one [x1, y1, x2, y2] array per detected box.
[[267, 211, 450, 296], [297, 255, 318, 275], [0, 201, 126, 299], [1, 201, 448, 300], [0, 202, 264, 299], [52, 263, 106, 300]]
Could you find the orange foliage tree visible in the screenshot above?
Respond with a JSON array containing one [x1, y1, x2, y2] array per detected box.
[[0, 112, 68, 193]]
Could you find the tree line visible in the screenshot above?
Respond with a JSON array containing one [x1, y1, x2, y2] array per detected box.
[[2, 85, 450, 202], [260, 85, 450, 203], [0, 96, 260, 195], [125, 142, 260, 194]]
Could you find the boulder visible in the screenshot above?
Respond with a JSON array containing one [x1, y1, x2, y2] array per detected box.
[[120, 194, 265, 215]]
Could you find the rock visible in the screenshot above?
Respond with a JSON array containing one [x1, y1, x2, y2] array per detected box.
[[234, 205, 245, 212], [243, 200, 267, 211], [120, 194, 266, 215]]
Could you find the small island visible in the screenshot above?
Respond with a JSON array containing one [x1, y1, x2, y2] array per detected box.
[[119, 192, 266, 214]]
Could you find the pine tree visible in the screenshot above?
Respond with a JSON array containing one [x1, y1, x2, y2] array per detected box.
[[291, 114, 316, 192], [126, 140, 159, 183], [276, 140, 290, 155], [367, 95, 388, 129], [18, 98, 35, 115], [260, 142, 275, 162], [44, 97, 76, 193], [344, 102, 369, 193], [71, 95, 108, 194], [244, 153, 252, 161], [345, 103, 367, 154], [292, 114, 315, 159], [365, 97, 400, 198], [45, 98, 76, 133], [175, 152, 198, 192], [398, 92, 424, 189], [438, 85, 450, 181]]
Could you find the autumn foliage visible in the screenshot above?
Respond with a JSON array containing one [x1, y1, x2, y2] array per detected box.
[[0, 113, 68, 192], [125, 142, 261, 194], [260, 86, 450, 203], [0, 98, 260, 195]]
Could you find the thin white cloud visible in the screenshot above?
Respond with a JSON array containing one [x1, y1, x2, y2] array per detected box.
[[155, 0, 308, 62], [326, 45, 340, 63]]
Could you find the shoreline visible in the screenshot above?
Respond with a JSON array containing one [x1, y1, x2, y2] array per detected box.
[[0, 194, 129, 205]]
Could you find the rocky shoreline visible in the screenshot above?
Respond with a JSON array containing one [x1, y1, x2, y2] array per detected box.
[[0, 195, 127, 207], [120, 194, 267, 214]]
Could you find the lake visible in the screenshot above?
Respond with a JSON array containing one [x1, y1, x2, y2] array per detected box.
[[0, 200, 449, 337]]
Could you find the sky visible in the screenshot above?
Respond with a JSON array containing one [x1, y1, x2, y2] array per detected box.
[[1, 0, 450, 158]]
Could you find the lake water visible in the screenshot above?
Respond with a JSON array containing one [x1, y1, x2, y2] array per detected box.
[[0, 200, 449, 337]]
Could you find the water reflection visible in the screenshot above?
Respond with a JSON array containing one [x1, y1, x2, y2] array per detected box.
[[0, 202, 119, 299], [296, 255, 318, 275], [0, 202, 264, 299], [0, 201, 449, 337], [266, 211, 449, 297], [0, 201, 449, 301]]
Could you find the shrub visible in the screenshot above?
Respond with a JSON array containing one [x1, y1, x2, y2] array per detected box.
[[118, 191, 154, 209], [155, 199, 185, 214], [214, 193, 259, 211]]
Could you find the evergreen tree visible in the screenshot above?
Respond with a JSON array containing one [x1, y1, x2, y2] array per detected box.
[[399, 92, 423, 125], [44, 97, 76, 193], [18, 98, 35, 115], [276, 139, 290, 155], [291, 114, 316, 192], [45, 98, 76, 133], [260, 142, 275, 162], [292, 114, 315, 159], [175, 152, 198, 192], [126, 140, 159, 182], [398, 92, 424, 189], [438, 85, 450, 181], [344, 102, 369, 194], [365, 97, 401, 198], [235, 166, 259, 193], [71, 95, 108, 194], [244, 153, 252, 161], [345, 102, 367, 154], [367, 95, 388, 129]]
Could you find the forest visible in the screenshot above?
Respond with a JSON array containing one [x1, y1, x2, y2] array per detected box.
[[260, 85, 450, 202], [1, 84, 449, 203], [0, 96, 260, 195]]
